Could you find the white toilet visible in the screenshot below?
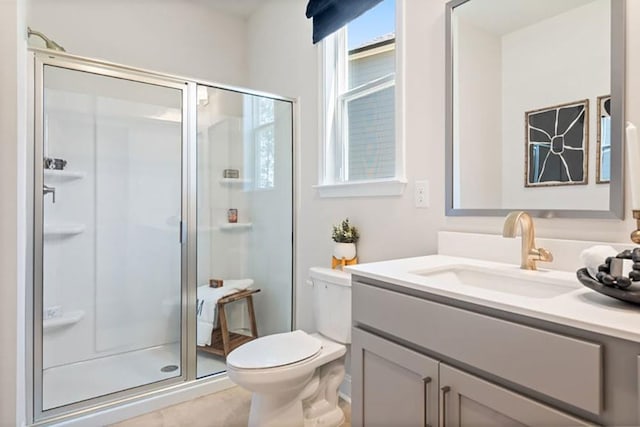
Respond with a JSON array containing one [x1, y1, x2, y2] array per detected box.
[[226, 267, 351, 427]]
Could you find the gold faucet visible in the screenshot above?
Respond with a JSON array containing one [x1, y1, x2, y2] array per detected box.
[[502, 211, 553, 270]]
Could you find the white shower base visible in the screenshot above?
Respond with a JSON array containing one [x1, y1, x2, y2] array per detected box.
[[43, 344, 183, 410], [43, 343, 229, 411]]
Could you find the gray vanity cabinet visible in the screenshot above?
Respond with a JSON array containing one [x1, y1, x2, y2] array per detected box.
[[440, 364, 591, 427], [352, 328, 439, 427], [351, 278, 606, 427], [351, 328, 591, 427]]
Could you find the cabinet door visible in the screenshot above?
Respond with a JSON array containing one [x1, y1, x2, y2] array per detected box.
[[439, 364, 592, 427], [352, 328, 439, 427], [637, 356, 640, 423]]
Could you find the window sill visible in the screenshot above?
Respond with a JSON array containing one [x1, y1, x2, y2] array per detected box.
[[313, 179, 407, 198]]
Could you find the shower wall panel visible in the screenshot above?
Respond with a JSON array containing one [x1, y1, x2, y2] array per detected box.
[[42, 91, 97, 370], [94, 109, 181, 352]]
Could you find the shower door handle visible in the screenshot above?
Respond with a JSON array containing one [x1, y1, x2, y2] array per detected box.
[[179, 221, 186, 243], [43, 185, 56, 203]]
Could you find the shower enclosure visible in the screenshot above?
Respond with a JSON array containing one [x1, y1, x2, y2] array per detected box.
[[29, 50, 294, 423]]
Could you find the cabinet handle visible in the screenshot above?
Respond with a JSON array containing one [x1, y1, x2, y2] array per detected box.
[[423, 376, 432, 427], [439, 386, 450, 427]]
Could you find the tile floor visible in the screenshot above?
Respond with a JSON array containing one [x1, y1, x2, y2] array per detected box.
[[113, 386, 351, 427]]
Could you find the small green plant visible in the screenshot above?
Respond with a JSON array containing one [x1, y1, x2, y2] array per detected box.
[[332, 218, 359, 243]]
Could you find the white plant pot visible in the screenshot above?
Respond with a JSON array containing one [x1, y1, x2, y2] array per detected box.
[[333, 242, 356, 260]]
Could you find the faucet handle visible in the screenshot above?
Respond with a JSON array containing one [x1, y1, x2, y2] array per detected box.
[[531, 247, 553, 263], [43, 184, 56, 204]]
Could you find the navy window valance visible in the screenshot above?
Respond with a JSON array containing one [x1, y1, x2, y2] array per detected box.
[[306, 0, 384, 44]]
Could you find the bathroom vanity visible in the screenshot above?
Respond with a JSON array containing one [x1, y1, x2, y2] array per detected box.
[[349, 254, 640, 426]]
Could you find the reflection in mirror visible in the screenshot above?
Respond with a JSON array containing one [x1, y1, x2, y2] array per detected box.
[[525, 100, 589, 187], [446, 0, 624, 217], [597, 95, 611, 183]]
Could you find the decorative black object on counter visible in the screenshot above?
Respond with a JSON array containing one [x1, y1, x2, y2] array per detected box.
[[577, 268, 640, 305], [593, 250, 635, 289], [577, 248, 640, 304]]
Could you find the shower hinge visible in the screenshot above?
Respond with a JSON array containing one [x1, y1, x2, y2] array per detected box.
[[179, 221, 184, 243]]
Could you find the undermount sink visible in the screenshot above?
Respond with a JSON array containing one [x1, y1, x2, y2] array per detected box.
[[411, 265, 579, 299]]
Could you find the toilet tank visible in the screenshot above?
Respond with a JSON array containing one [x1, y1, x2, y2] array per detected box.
[[309, 267, 352, 344]]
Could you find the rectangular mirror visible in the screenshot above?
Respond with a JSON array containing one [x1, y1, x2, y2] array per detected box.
[[445, 0, 625, 218]]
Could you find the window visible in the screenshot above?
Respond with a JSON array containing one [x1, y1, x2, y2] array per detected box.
[[318, 0, 405, 197], [254, 97, 276, 189]]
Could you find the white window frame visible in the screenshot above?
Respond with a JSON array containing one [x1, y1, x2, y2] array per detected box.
[[315, 0, 406, 198]]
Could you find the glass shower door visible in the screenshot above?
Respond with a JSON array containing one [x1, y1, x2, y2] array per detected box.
[[36, 63, 186, 412], [195, 85, 293, 378]]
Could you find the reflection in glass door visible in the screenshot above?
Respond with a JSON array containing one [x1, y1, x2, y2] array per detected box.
[[36, 63, 186, 413], [195, 85, 293, 378]]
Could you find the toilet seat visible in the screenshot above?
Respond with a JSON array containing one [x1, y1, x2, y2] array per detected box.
[[227, 330, 322, 370]]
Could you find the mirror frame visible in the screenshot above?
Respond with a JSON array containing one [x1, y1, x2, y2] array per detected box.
[[445, 0, 626, 219]]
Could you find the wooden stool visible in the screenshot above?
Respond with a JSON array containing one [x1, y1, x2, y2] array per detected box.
[[197, 288, 260, 358]]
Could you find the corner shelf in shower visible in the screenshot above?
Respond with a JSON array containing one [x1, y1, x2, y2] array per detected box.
[[43, 169, 86, 182], [43, 310, 85, 332], [219, 178, 251, 185], [218, 222, 253, 231], [44, 224, 86, 237]]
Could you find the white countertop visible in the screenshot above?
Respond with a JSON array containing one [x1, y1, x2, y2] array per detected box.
[[347, 255, 640, 343]]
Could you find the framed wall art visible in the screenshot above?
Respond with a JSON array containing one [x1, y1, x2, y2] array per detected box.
[[525, 99, 589, 187]]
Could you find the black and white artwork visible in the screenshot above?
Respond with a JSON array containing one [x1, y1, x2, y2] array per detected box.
[[525, 99, 589, 187], [596, 95, 611, 184]]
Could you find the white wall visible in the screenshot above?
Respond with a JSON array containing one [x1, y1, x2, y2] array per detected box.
[[27, 0, 249, 86], [0, 0, 26, 424], [454, 15, 503, 209], [501, 0, 610, 210]]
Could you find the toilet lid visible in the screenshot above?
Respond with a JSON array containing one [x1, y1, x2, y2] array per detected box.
[[227, 330, 322, 369]]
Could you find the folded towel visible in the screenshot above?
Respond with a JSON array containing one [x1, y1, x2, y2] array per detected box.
[[580, 245, 617, 279], [222, 279, 253, 291], [196, 279, 255, 346]]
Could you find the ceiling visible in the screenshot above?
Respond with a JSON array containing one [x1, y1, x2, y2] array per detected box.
[[31, 0, 266, 17], [454, 0, 599, 36], [197, 0, 264, 17]]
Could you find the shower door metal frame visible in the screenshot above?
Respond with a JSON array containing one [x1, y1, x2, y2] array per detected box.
[[27, 48, 298, 426], [30, 52, 193, 422]]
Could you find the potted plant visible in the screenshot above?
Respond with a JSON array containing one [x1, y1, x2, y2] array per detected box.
[[332, 218, 359, 260]]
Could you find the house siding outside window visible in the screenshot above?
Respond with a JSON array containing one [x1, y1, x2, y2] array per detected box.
[[348, 37, 395, 180]]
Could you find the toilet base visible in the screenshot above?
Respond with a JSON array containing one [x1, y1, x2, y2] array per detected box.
[[249, 390, 306, 427], [304, 406, 344, 427], [248, 394, 344, 427], [245, 357, 346, 427]]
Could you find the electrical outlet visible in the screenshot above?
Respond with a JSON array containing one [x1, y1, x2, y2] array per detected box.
[[44, 305, 62, 320], [415, 180, 429, 208]]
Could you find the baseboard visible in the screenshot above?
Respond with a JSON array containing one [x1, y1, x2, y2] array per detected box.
[[49, 375, 235, 427], [339, 374, 351, 402]]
